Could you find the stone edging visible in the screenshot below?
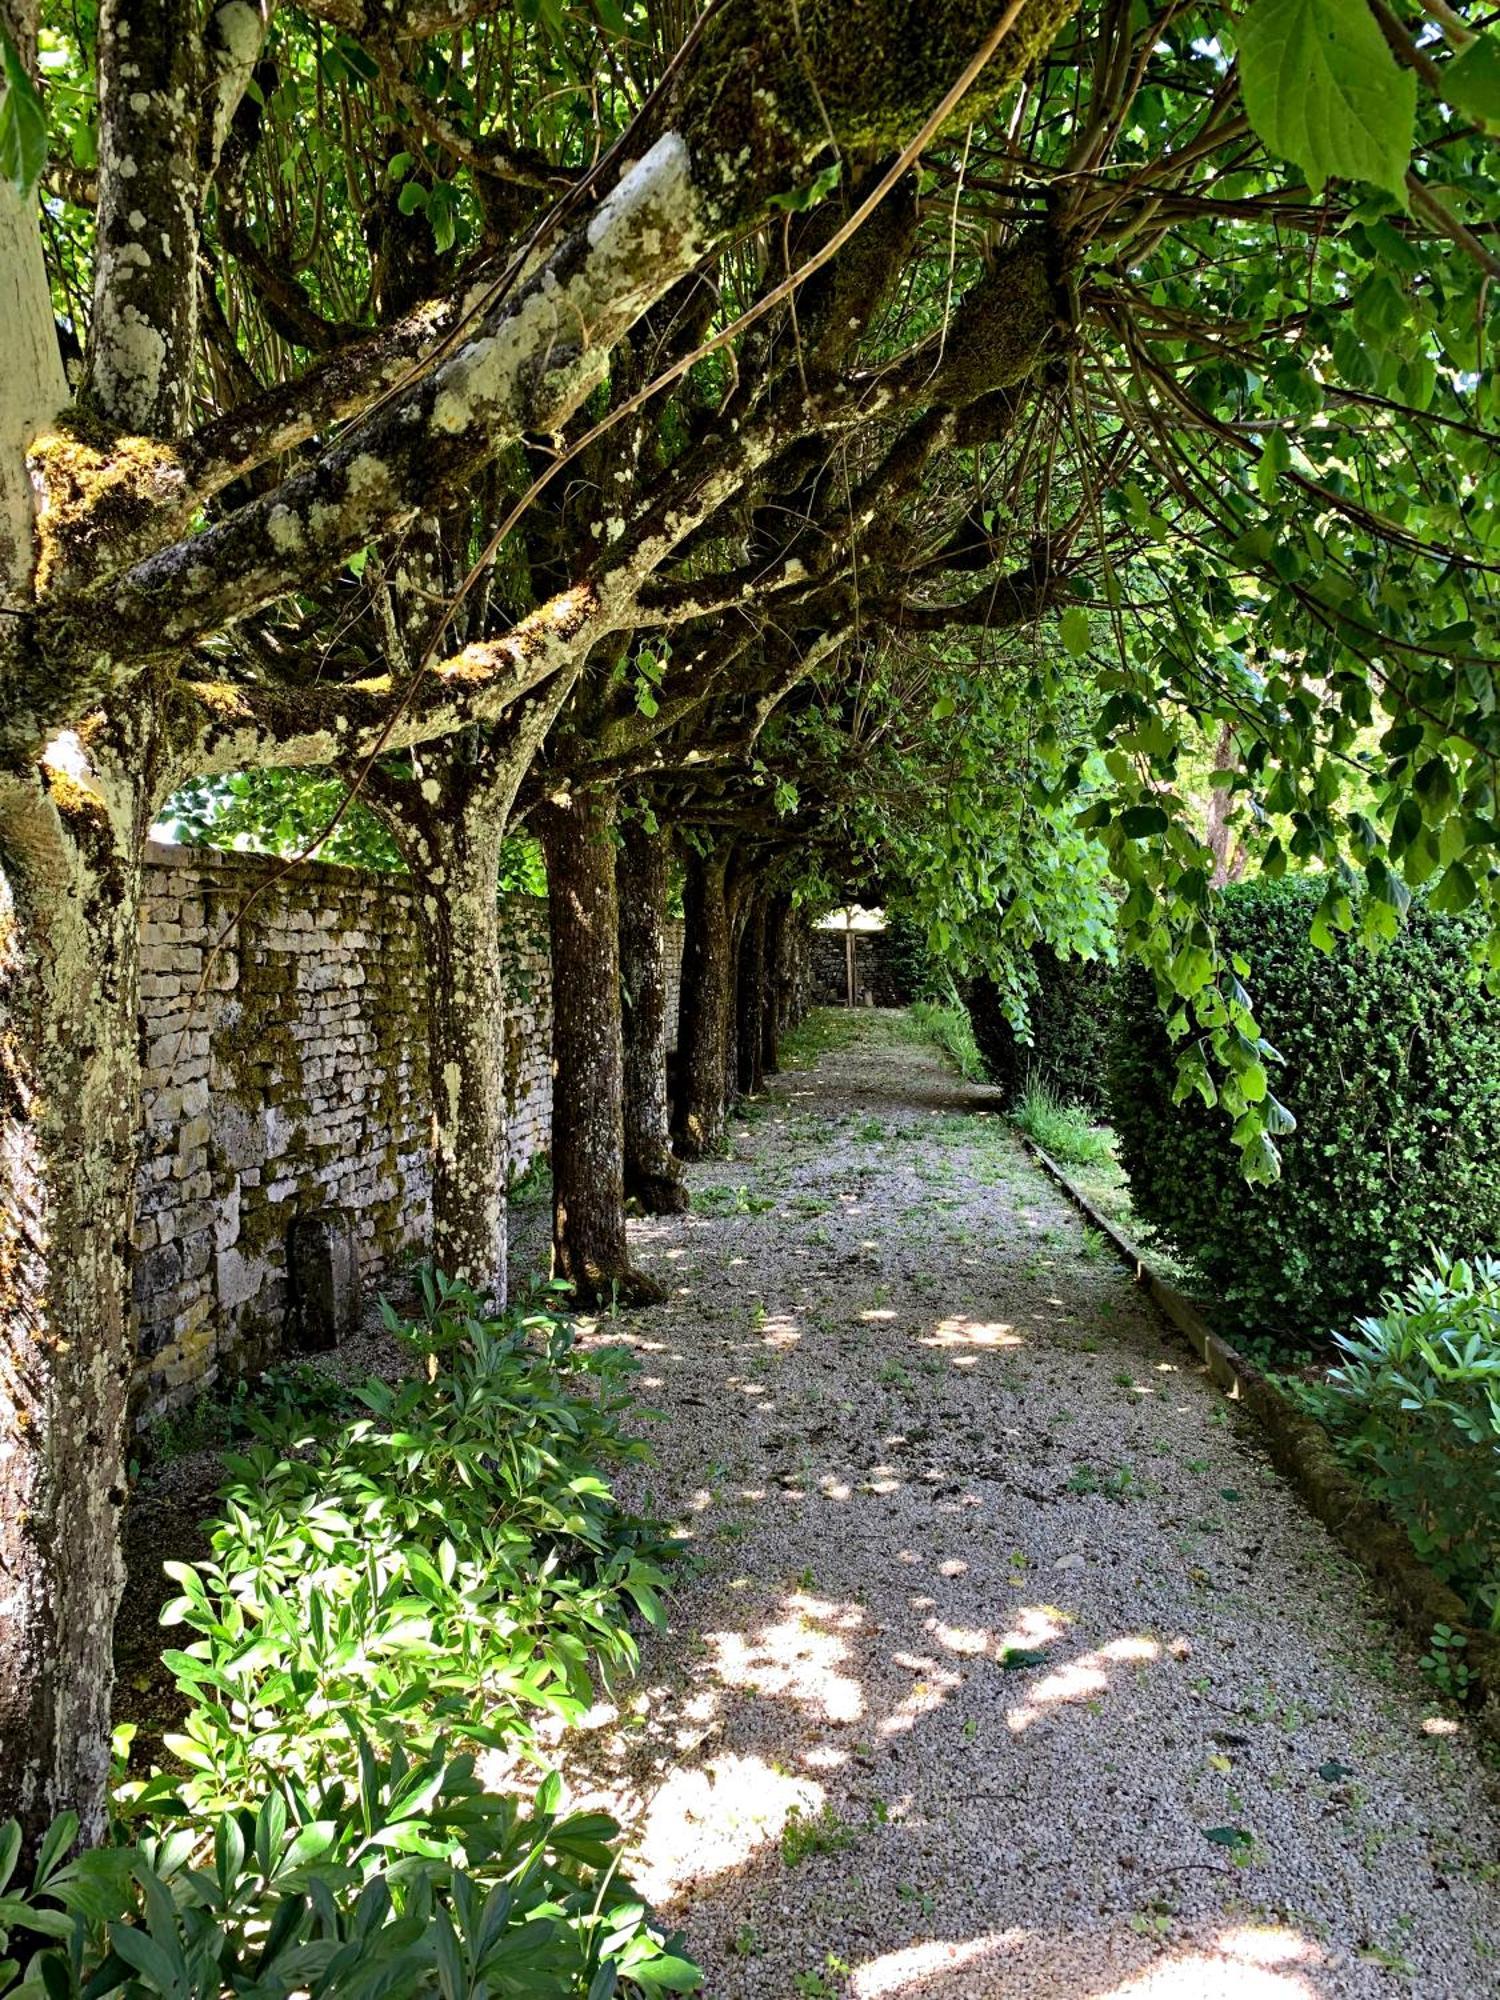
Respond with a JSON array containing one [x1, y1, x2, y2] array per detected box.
[[1017, 1132, 1500, 1734]]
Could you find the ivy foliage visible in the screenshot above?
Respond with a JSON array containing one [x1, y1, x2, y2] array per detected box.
[[1110, 877, 1500, 1342]]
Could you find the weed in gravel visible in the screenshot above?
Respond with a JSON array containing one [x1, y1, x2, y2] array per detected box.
[[781, 1805, 856, 1867], [1068, 1462, 1138, 1498], [698, 1184, 777, 1215]]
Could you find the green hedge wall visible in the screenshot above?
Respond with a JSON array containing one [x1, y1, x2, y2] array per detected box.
[[964, 948, 1115, 1112], [1110, 877, 1500, 1342]]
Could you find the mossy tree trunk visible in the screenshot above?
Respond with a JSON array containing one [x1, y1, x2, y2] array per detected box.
[[617, 813, 688, 1215], [366, 737, 543, 1305], [537, 792, 664, 1306], [673, 843, 732, 1160], [0, 734, 162, 1848]]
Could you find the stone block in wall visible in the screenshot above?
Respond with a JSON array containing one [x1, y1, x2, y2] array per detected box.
[[216, 1244, 267, 1313]]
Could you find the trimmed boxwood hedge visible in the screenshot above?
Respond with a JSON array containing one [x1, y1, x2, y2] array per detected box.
[[964, 948, 1115, 1112], [1110, 877, 1500, 1343]]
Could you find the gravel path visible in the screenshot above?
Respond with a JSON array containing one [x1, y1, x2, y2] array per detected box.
[[565, 1011, 1500, 2000]]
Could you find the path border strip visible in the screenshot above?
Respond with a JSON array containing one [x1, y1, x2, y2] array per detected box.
[[1016, 1132, 1500, 1733]]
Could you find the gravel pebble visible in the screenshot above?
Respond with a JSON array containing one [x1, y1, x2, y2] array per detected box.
[[562, 1014, 1500, 2000]]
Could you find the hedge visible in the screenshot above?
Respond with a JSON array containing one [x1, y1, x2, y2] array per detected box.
[[964, 947, 1115, 1112], [1110, 877, 1500, 1343]]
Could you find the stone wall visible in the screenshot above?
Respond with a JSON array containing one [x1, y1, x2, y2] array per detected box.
[[809, 927, 910, 1008], [133, 843, 681, 1422]]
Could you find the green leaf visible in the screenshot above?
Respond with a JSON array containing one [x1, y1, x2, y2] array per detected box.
[[628, 1955, 703, 1992], [1119, 804, 1169, 839], [1238, 0, 1416, 197], [1430, 860, 1478, 913], [0, 32, 47, 197], [1443, 34, 1500, 128], [1059, 608, 1092, 658], [32, 1816, 77, 1891], [767, 158, 842, 214], [1203, 1824, 1254, 1849]]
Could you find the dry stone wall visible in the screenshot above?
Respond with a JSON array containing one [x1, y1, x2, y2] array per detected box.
[[133, 843, 681, 1422]]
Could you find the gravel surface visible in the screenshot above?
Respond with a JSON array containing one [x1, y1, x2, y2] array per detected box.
[[562, 1012, 1500, 2000]]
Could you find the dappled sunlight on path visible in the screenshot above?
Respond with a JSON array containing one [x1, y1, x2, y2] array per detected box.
[[564, 1014, 1500, 1999]]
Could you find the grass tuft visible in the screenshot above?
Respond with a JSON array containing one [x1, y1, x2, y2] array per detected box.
[[1011, 1083, 1114, 1167]]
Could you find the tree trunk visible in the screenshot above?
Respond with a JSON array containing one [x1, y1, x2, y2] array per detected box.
[[366, 751, 530, 1306], [723, 891, 746, 1115], [762, 892, 791, 1076], [736, 893, 767, 1099], [538, 793, 664, 1306], [0, 743, 156, 1848], [617, 816, 687, 1214], [0, 177, 66, 601], [408, 817, 509, 1299], [673, 844, 731, 1160]]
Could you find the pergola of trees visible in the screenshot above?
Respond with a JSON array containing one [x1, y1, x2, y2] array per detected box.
[[1, 0, 1496, 1850]]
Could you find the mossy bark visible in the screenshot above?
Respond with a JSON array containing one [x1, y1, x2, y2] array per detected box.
[[0, 742, 159, 1849], [410, 824, 509, 1300], [673, 844, 732, 1160], [538, 793, 664, 1306], [85, 0, 202, 437], [365, 758, 521, 1303], [617, 815, 688, 1215]]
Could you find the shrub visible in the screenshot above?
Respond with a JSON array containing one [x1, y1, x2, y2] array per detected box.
[[882, 910, 949, 1002], [156, 1279, 674, 1806], [1, 1759, 700, 1996], [964, 948, 1115, 1112], [3, 1280, 701, 1998], [1293, 1256, 1500, 1628], [1111, 878, 1500, 1340]]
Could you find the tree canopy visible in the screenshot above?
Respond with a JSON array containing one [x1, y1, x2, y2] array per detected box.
[[1, 0, 1498, 1838]]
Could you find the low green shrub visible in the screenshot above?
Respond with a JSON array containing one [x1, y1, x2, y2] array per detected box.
[[964, 949, 1115, 1113], [0, 1758, 698, 1997], [3, 1279, 699, 1997], [1010, 1084, 1114, 1168], [1293, 1255, 1500, 1629], [154, 1283, 673, 1808], [1111, 878, 1500, 1340]]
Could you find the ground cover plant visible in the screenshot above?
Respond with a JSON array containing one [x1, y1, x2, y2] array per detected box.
[[1293, 1256, 1500, 1631], [0, 1281, 699, 1997], [1010, 1083, 1114, 1169], [904, 999, 985, 1084]]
